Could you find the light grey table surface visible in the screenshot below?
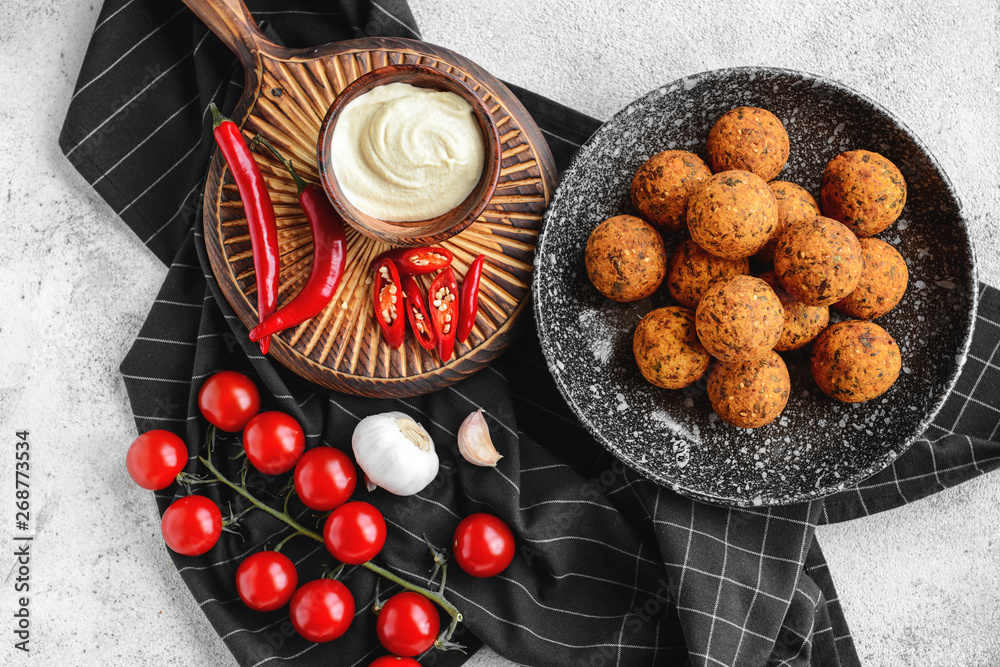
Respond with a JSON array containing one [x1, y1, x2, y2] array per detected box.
[[1, 0, 997, 665]]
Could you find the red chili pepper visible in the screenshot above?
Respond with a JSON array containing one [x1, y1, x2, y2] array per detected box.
[[372, 246, 453, 278], [401, 277, 437, 351], [456, 255, 485, 344], [210, 104, 279, 355], [428, 267, 459, 362], [373, 259, 405, 349], [245, 137, 347, 342]]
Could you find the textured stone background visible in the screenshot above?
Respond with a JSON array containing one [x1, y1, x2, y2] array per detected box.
[[0, 0, 996, 665]]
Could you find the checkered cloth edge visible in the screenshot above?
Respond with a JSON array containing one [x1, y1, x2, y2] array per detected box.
[[60, 2, 1000, 666]]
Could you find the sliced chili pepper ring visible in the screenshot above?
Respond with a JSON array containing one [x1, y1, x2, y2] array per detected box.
[[402, 276, 437, 351], [456, 255, 485, 344], [429, 267, 459, 362], [373, 246, 454, 278], [373, 259, 405, 349]]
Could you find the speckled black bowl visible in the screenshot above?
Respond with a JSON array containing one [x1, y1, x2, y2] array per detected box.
[[534, 67, 977, 507]]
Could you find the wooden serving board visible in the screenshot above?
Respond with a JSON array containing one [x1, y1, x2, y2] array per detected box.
[[189, 0, 557, 397]]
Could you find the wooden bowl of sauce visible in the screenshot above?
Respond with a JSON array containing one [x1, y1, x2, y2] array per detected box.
[[317, 64, 502, 247]]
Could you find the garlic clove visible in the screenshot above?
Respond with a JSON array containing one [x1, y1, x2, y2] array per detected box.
[[457, 409, 503, 467]]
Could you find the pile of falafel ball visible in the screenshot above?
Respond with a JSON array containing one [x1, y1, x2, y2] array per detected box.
[[584, 107, 909, 429]]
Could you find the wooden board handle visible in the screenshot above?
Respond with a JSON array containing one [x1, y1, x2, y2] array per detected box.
[[182, 0, 278, 67]]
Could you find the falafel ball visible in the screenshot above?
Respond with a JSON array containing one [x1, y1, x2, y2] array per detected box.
[[585, 215, 667, 302], [667, 238, 750, 310], [687, 170, 778, 260], [706, 107, 790, 181], [759, 270, 830, 351], [755, 181, 821, 263], [695, 275, 785, 363], [631, 150, 712, 231], [820, 150, 907, 237], [773, 216, 863, 307], [834, 238, 909, 320], [810, 320, 901, 403], [633, 306, 711, 389], [708, 350, 790, 428]]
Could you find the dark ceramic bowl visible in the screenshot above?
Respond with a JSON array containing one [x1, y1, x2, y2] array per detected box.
[[534, 67, 978, 507], [317, 64, 501, 247]]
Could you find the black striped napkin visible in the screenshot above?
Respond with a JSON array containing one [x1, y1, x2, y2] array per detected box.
[[60, 2, 1000, 666]]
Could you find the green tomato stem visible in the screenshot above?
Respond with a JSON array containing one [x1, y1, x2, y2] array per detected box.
[[273, 531, 303, 553], [435, 613, 465, 652], [204, 425, 217, 454], [197, 455, 463, 625], [360, 560, 462, 624], [200, 456, 323, 541], [438, 561, 448, 595], [222, 504, 255, 528]]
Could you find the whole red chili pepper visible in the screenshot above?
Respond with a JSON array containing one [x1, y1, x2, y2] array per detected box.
[[210, 103, 279, 355], [373, 259, 405, 349], [456, 255, 485, 344], [428, 267, 459, 362], [245, 137, 347, 342], [372, 247, 454, 278], [401, 276, 436, 351]]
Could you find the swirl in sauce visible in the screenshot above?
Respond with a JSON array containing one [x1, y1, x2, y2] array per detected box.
[[330, 82, 485, 222]]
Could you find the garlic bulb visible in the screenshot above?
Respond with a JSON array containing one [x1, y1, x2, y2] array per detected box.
[[352, 412, 438, 496], [457, 410, 502, 467]]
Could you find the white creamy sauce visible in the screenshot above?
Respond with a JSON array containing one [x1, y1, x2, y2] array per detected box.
[[330, 82, 485, 222]]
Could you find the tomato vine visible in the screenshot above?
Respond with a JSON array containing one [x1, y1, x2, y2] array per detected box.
[[196, 429, 465, 651]]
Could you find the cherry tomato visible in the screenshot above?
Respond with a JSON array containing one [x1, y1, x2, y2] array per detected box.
[[198, 370, 261, 432], [289, 578, 355, 643], [323, 501, 386, 565], [452, 513, 515, 578], [369, 657, 421, 667], [376, 592, 440, 656], [243, 411, 305, 475], [161, 495, 222, 556], [235, 551, 298, 612], [293, 447, 357, 511], [126, 429, 187, 490]]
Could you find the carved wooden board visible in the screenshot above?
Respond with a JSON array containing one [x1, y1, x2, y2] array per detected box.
[[192, 0, 557, 397]]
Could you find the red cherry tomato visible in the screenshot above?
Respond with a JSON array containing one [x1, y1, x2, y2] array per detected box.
[[289, 578, 355, 643], [293, 447, 357, 511], [323, 501, 386, 565], [452, 513, 515, 578], [161, 495, 222, 556], [243, 411, 305, 475], [369, 657, 421, 667], [126, 429, 188, 490], [198, 371, 261, 432], [376, 592, 440, 656], [235, 551, 298, 612]]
